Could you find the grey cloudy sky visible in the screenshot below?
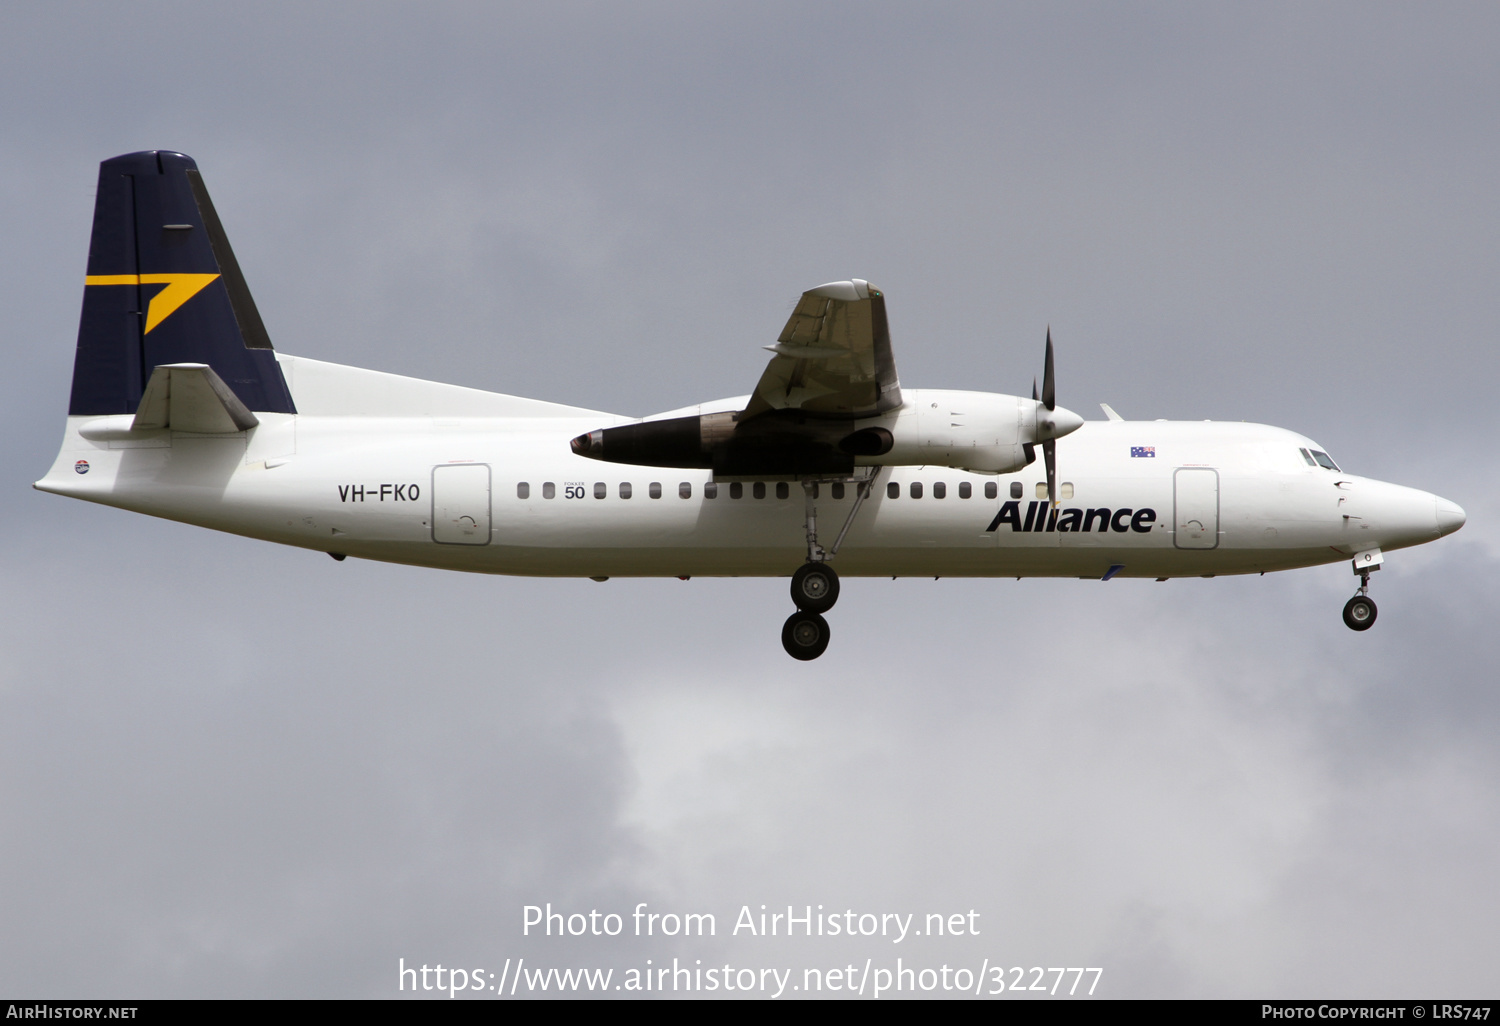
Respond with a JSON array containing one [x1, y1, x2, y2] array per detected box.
[[2, 1, 1497, 999]]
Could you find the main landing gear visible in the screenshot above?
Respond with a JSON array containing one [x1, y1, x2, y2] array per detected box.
[[791, 561, 839, 614], [782, 604, 832, 661], [779, 473, 875, 660], [1342, 549, 1382, 631], [783, 562, 838, 660]]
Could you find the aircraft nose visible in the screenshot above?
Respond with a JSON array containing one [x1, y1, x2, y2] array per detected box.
[[1435, 496, 1466, 537], [1038, 404, 1085, 441]]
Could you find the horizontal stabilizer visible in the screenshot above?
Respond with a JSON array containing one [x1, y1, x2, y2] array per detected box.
[[133, 363, 260, 433]]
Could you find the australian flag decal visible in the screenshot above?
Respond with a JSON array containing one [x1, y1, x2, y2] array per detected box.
[[1130, 446, 1156, 458]]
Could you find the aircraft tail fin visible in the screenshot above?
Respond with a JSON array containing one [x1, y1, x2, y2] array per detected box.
[[68, 150, 295, 417]]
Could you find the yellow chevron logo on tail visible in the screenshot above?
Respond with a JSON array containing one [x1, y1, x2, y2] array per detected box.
[[85, 273, 220, 333]]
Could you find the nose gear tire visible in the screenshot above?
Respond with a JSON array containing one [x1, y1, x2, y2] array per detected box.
[[782, 611, 831, 660], [791, 562, 840, 614], [1342, 595, 1377, 631]]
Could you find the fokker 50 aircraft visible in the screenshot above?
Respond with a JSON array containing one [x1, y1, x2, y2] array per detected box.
[[37, 152, 1466, 659]]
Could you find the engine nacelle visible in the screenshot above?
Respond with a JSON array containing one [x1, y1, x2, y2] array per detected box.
[[571, 388, 1074, 477], [872, 389, 1031, 474]]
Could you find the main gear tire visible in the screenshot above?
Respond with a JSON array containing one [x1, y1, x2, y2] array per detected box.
[[790, 562, 840, 614], [781, 611, 831, 660]]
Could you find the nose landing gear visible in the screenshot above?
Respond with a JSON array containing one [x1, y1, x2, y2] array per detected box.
[[1342, 549, 1382, 631], [1343, 592, 1377, 630]]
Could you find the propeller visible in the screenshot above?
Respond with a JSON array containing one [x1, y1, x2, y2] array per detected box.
[[1028, 327, 1083, 509], [1024, 378, 1039, 469], [1043, 328, 1057, 508]]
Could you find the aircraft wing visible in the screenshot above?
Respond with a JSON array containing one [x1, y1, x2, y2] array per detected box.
[[740, 280, 902, 421]]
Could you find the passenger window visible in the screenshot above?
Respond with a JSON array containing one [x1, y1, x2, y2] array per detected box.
[[517, 482, 530, 499], [832, 482, 845, 500], [987, 481, 999, 500], [679, 482, 692, 499], [910, 482, 923, 499], [776, 482, 789, 500], [1061, 482, 1074, 500], [704, 482, 717, 499], [933, 482, 946, 499], [593, 482, 606, 499], [753, 482, 766, 499], [543, 482, 556, 499], [649, 482, 662, 499], [958, 481, 972, 499], [1008, 481, 1020, 499], [729, 482, 743, 499], [887, 482, 900, 499], [1036, 482, 1049, 499], [619, 482, 632, 499]]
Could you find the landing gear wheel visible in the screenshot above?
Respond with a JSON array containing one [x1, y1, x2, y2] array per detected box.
[[782, 611, 831, 660], [791, 562, 840, 614], [1343, 595, 1378, 631]]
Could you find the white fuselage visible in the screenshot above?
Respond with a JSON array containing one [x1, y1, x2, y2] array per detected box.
[[36, 354, 1456, 581]]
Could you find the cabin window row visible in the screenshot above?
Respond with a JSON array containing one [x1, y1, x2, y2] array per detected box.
[[515, 481, 708, 500], [514, 479, 1068, 501], [883, 480, 999, 500], [878, 481, 1074, 500], [513, 481, 797, 500]]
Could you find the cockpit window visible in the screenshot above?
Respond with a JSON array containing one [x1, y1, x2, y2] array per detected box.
[[1298, 447, 1340, 471]]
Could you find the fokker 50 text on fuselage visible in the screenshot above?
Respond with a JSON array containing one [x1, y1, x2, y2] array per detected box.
[[36, 151, 1466, 659]]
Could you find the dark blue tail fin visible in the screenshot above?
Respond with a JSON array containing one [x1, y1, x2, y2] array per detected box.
[[68, 150, 296, 416]]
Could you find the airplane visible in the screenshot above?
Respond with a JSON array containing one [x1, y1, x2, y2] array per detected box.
[[35, 151, 1467, 660]]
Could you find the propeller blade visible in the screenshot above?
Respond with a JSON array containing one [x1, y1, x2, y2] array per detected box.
[[1043, 328, 1055, 412], [1044, 438, 1057, 510], [1032, 377, 1038, 402]]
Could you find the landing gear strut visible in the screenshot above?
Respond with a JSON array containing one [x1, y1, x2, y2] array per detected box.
[[779, 471, 878, 659], [1342, 549, 1381, 631]]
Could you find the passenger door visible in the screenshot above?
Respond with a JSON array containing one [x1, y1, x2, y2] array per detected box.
[[1173, 467, 1219, 549], [432, 463, 491, 545]]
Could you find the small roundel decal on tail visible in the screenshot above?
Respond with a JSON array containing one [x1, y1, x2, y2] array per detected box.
[[75, 460, 89, 474]]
